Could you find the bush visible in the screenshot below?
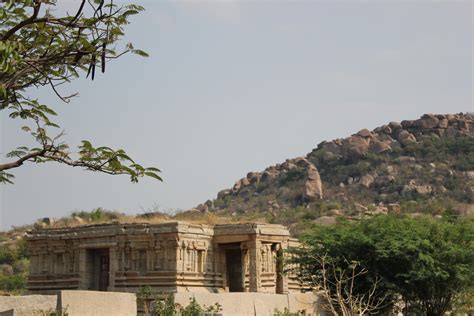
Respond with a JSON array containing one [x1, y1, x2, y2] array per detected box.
[[0, 273, 27, 293], [71, 208, 123, 222], [278, 167, 307, 186], [0, 247, 17, 265], [295, 215, 474, 315]]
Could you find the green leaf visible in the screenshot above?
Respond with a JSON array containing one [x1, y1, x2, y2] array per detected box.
[[132, 49, 149, 57], [145, 172, 162, 181]]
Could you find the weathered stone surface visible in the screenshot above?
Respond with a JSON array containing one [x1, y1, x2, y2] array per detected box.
[[205, 200, 213, 208], [246, 172, 261, 184], [401, 120, 414, 128], [414, 114, 439, 129], [369, 140, 391, 153], [397, 130, 417, 146], [57, 291, 136, 316], [303, 165, 323, 200], [293, 157, 312, 167], [0, 295, 57, 316], [359, 174, 375, 188], [345, 136, 369, 156], [382, 125, 392, 134], [401, 182, 433, 196], [173, 292, 320, 316], [233, 177, 250, 191], [445, 126, 457, 137], [27, 222, 301, 296], [357, 128, 372, 138], [438, 119, 449, 128], [389, 121, 402, 130], [414, 185, 432, 195], [261, 170, 278, 182], [317, 141, 343, 156], [196, 203, 209, 212]]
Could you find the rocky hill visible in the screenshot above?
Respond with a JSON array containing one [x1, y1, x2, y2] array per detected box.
[[194, 113, 474, 230]]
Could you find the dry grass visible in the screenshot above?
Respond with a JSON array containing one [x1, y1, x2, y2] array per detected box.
[[2, 207, 274, 235]]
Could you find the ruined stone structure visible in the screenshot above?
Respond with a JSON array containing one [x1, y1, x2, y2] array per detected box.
[[27, 222, 302, 294]]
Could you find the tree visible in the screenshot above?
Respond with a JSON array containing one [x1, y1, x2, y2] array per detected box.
[[294, 215, 474, 315], [0, 0, 161, 184], [299, 254, 387, 316]]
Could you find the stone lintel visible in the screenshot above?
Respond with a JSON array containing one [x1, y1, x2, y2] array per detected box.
[[78, 242, 117, 249]]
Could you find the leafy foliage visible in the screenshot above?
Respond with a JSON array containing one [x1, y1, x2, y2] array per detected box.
[[71, 207, 123, 222], [0, 0, 161, 183], [294, 215, 474, 315], [0, 238, 29, 294]]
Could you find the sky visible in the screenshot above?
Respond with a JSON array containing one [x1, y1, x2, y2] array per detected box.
[[0, 0, 472, 230]]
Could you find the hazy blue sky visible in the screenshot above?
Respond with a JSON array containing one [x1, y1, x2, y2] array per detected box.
[[1, 0, 472, 230]]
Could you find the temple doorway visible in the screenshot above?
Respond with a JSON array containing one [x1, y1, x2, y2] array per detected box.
[[226, 249, 243, 292], [87, 249, 110, 291]]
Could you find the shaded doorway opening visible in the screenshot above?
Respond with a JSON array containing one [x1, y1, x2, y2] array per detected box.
[[87, 248, 109, 291], [226, 249, 243, 292]]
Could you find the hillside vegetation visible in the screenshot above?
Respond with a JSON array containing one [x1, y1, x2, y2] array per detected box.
[[193, 113, 474, 233]]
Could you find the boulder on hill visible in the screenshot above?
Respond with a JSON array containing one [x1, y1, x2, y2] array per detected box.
[[369, 139, 391, 153], [413, 114, 439, 129], [345, 135, 369, 157], [397, 130, 417, 146], [303, 165, 323, 201]]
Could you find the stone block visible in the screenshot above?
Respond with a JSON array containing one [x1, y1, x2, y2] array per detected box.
[[173, 292, 320, 316], [0, 295, 57, 316], [57, 290, 136, 316]]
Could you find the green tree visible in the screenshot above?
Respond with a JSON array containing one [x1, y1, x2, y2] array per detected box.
[[295, 215, 474, 315], [0, 0, 161, 184]]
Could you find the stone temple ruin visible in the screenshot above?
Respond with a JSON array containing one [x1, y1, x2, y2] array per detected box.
[[26, 222, 303, 294]]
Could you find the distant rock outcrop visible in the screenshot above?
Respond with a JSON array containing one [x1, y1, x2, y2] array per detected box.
[[194, 113, 474, 222]]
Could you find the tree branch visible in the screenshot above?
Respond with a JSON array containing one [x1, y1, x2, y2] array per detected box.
[[0, 148, 47, 171], [2, 0, 42, 41]]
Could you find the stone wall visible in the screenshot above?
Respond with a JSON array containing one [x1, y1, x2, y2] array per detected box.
[[0, 295, 57, 316], [27, 222, 301, 295], [0, 291, 136, 316], [173, 292, 324, 316]]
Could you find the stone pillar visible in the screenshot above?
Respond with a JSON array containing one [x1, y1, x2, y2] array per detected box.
[[78, 248, 88, 290], [276, 243, 288, 294], [108, 247, 118, 291], [221, 248, 228, 290], [246, 238, 261, 292]]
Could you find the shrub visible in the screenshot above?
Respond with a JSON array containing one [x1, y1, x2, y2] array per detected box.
[[278, 167, 307, 186], [71, 208, 123, 222], [295, 215, 474, 315], [0, 273, 27, 293], [0, 247, 17, 265]]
